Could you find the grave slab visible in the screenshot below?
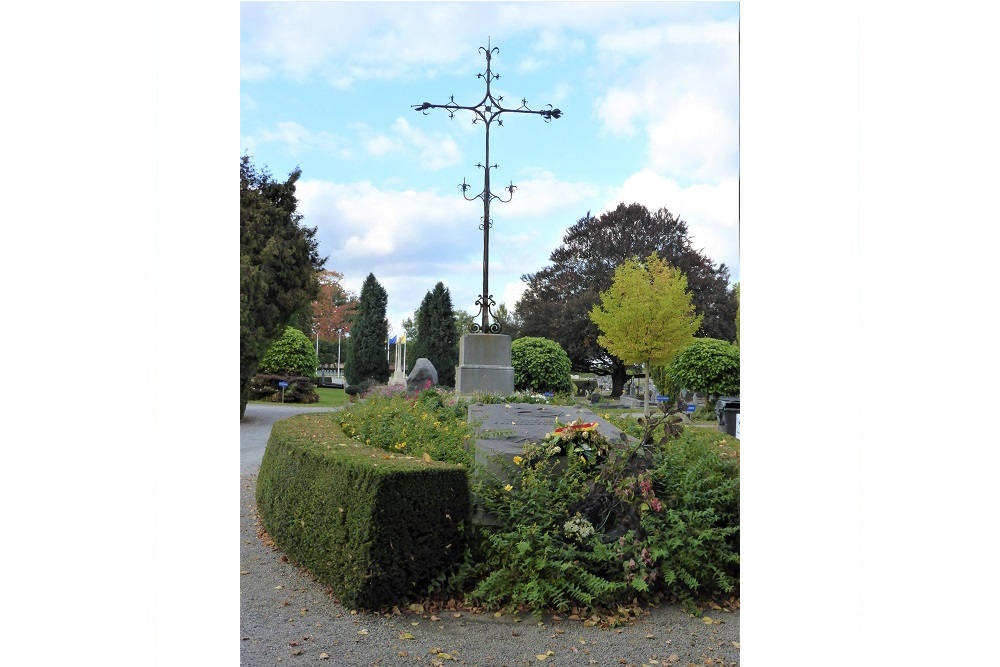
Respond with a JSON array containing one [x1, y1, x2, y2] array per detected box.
[[468, 402, 632, 476]]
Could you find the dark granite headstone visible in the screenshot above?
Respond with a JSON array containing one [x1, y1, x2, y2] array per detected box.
[[468, 402, 632, 477]]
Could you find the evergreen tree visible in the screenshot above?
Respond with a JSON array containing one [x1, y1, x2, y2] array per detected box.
[[344, 273, 390, 385], [240, 154, 325, 418], [410, 282, 458, 387]]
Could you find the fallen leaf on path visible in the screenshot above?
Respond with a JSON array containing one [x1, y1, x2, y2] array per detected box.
[[319, 653, 329, 659], [398, 631, 415, 640], [357, 629, 368, 636]]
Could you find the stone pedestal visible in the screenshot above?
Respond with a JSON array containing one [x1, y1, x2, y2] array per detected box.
[[454, 333, 515, 396]]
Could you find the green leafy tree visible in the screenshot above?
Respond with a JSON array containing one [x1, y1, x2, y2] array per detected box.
[[344, 273, 390, 385], [493, 302, 521, 339], [517, 203, 736, 397], [409, 282, 458, 387], [667, 338, 740, 407], [589, 254, 702, 418], [259, 326, 318, 376], [240, 154, 325, 418], [510, 337, 575, 394], [453, 309, 475, 343]]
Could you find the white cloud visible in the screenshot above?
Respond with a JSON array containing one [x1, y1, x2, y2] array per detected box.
[[646, 93, 739, 182], [594, 88, 645, 137], [605, 169, 739, 279], [257, 121, 348, 158], [663, 21, 740, 47], [501, 280, 528, 310], [596, 26, 666, 57], [390, 117, 463, 170], [364, 135, 396, 157]]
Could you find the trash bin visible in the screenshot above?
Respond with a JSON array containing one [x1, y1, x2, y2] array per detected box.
[[715, 397, 740, 437]]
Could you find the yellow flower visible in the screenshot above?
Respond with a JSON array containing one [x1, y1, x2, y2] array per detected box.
[[503, 484, 513, 492], [512, 456, 524, 466]]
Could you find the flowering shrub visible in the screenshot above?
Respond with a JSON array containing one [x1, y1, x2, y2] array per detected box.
[[338, 387, 474, 466], [468, 411, 739, 615]]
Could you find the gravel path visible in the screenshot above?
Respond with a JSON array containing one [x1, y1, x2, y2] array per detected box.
[[240, 403, 740, 666]]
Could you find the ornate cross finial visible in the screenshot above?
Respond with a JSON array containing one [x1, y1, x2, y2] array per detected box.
[[413, 39, 562, 333]]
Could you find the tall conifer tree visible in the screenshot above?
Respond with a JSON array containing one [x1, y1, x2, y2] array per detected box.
[[345, 273, 390, 385], [240, 155, 324, 417], [410, 282, 458, 387]]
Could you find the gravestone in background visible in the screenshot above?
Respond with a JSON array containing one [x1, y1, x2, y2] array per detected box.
[[454, 333, 515, 396]]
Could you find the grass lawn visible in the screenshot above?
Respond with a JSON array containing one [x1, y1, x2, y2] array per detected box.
[[313, 386, 351, 408]]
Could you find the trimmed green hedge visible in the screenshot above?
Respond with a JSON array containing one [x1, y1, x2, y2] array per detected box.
[[255, 413, 470, 610]]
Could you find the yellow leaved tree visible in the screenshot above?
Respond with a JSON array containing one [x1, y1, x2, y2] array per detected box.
[[589, 253, 703, 418]]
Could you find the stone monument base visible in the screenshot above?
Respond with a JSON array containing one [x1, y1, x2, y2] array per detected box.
[[455, 333, 514, 396]]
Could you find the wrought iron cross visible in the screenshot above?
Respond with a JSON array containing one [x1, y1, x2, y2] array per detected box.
[[413, 38, 561, 334]]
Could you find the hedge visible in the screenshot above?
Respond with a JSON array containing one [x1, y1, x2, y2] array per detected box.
[[255, 413, 470, 610]]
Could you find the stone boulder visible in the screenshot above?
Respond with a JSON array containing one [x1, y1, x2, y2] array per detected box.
[[406, 358, 439, 391]]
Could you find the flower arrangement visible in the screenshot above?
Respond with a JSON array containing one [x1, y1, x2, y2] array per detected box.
[[540, 419, 609, 466]]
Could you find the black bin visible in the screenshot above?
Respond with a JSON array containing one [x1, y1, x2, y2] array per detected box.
[[715, 397, 740, 437]]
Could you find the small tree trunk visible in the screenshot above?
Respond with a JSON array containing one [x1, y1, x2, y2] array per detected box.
[[610, 363, 627, 398], [644, 362, 651, 420]]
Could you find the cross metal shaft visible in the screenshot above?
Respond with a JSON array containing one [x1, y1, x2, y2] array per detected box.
[[413, 39, 561, 334]]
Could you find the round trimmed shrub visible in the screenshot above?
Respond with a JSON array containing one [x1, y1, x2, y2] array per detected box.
[[510, 337, 574, 394], [259, 326, 318, 377], [667, 337, 740, 405]]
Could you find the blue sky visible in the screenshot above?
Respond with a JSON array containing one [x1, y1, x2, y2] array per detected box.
[[240, 1, 739, 333]]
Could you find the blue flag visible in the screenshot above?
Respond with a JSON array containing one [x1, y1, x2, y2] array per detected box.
[[389, 335, 397, 345]]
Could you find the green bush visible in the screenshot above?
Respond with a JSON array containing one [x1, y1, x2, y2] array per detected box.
[[692, 404, 717, 421], [510, 337, 574, 395], [467, 418, 739, 615], [667, 338, 740, 404], [470, 452, 627, 614], [248, 373, 319, 404], [259, 326, 318, 377], [255, 413, 470, 610], [642, 428, 740, 602], [338, 390, 474, 466]]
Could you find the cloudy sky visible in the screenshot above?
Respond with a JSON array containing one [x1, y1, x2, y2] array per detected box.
[[240, 1, 739, 333]]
